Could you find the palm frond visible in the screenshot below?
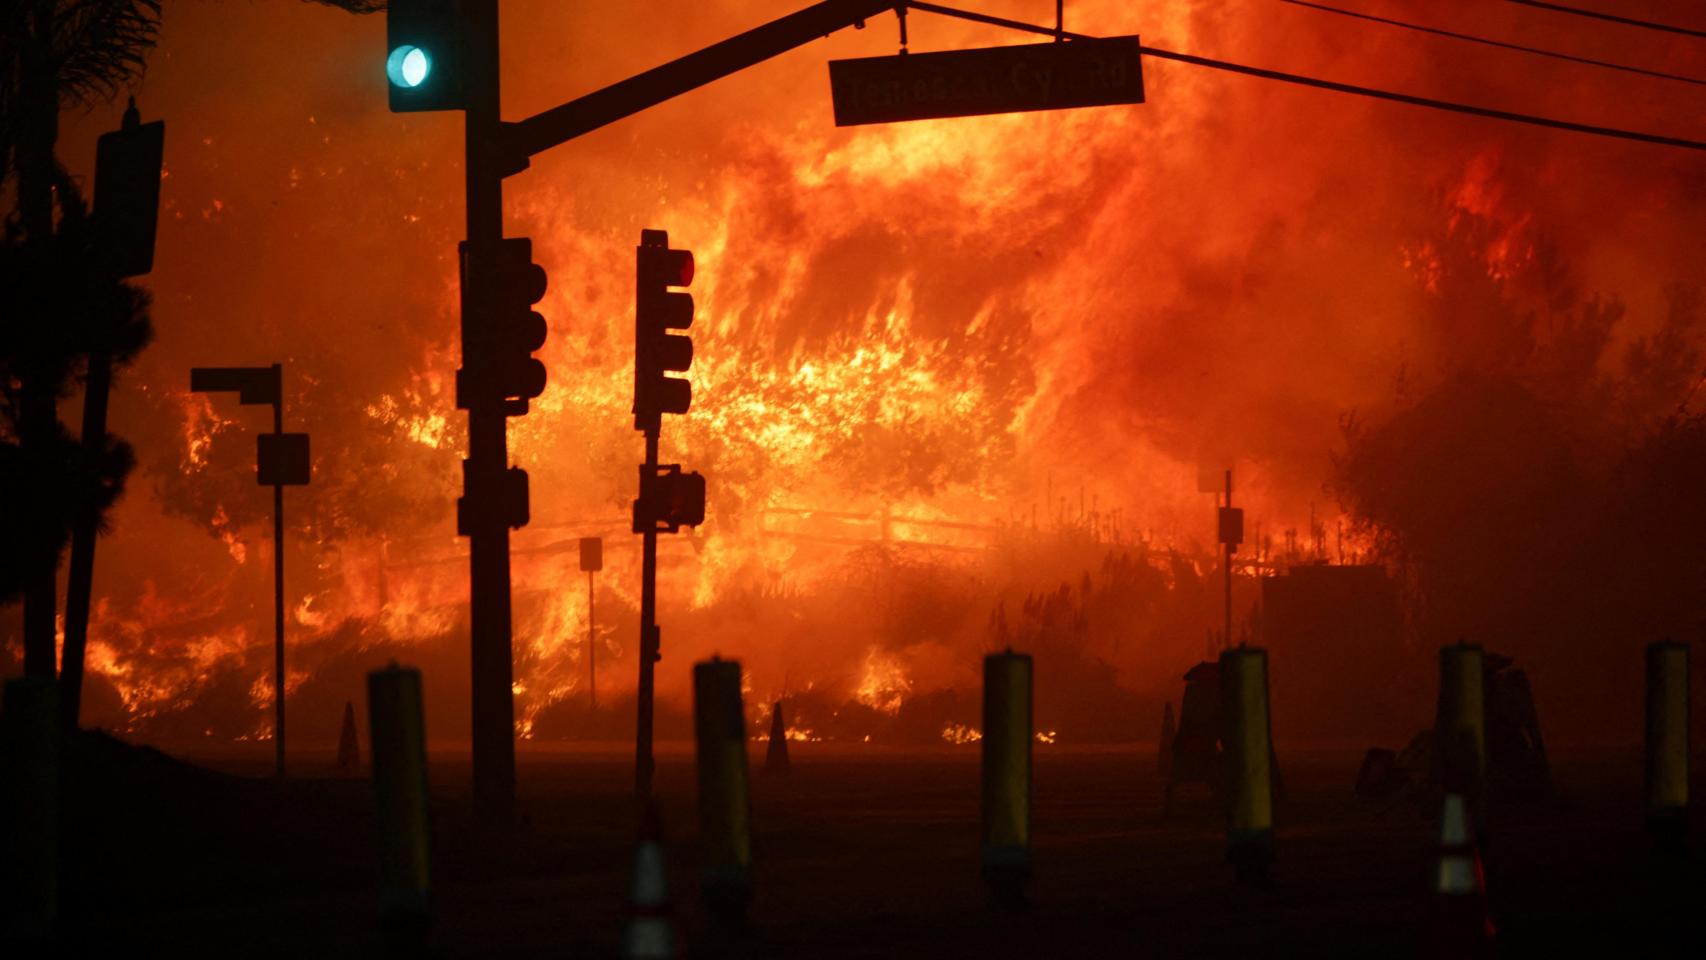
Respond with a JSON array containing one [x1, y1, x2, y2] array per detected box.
[[305, 0, 386, 13], [51, 0, 161, 109]]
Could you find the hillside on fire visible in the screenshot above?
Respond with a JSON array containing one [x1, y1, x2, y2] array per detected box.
[[5, 0, 1706, 954], [7, 0, 1702, 751]]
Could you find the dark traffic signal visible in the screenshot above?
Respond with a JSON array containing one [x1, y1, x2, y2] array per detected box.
[[93, 99, 165, 278], [458, 465, 531, 535], [634, 229, 695, 432], [386, 0, 465, 112], [634, 464, 706, 534], [457, 237, 548, 413]]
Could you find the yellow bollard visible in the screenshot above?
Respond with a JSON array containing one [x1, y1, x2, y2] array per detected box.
[[694, 657, 752, 926], [367, 663, 431, 946], [1219, 646, 1275, 880], [1645, 640, 1689, 847], [981, 650, 1032, 907], [1435, 643, 1486, 794], [1, 678, 59, 944]]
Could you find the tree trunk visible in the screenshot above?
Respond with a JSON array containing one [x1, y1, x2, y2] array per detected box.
[[18, 16, 63, 681], [61, 351, 112, 726]]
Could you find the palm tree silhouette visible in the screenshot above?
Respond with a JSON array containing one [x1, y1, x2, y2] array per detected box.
[[2, 0, 161, 682], [3, 0, 379, 716]]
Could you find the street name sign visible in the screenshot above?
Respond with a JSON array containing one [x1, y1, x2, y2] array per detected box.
[[828, 37, 1144, 126]]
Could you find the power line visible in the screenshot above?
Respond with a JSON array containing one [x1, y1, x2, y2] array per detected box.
[[1143, 45, 1706, 151], [1281, 0, 1706, 86], [1504, 0, 1706, 39], [904, 1, 1706, 152]]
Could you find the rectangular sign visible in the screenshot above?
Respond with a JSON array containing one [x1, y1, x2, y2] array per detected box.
[[1218, 507, 1244, 549], [191, 365, 280, 406], [257, 433, 311, 486], [828, 37, 1143, 127]]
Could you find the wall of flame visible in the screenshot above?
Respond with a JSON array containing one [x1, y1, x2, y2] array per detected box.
[[4, 0, 1703, 746]]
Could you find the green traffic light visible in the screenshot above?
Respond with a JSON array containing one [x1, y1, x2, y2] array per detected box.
[[386, 45, 432, 89]]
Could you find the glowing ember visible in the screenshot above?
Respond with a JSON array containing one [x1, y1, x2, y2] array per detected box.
[[941, 723, 982, 745]]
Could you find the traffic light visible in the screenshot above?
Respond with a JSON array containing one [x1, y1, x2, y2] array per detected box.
[[634, 229, 695, 432], [458, 465, 530, 534], [93, 99, 165, 278], [634, 464, 707, 534], [387, 0, 464, 112], [457, 237, 548, 413]]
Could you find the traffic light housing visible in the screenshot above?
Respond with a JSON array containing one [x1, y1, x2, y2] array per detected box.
[[634, 464, 707, 534], [634, 229, 695, 432], [458, 464, 530, 534], [387, 0, 465, 112], [93, 99, 165, 278], [457, 237, 548, 413]]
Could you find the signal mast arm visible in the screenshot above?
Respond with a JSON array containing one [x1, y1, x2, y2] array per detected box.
[[506, 0, 897, 160]]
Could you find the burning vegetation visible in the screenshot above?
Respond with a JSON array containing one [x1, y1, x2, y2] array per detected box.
[[4, 0, 1705, 748]]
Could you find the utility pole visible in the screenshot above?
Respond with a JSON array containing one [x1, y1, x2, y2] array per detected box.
[[461, 0, 519, 826]]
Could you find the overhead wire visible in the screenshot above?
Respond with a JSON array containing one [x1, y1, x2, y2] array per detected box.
[[902, 0, 1706, 152], [1279, 0, 1706, 86], [1503, 0, 1706, 40]]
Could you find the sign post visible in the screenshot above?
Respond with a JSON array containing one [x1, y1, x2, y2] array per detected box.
[[190, 364, 310, 777], [1218, 470, 1243, 651], [579, 537, 602, 711]]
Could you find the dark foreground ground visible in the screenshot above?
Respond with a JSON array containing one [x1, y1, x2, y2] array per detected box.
[[51, 739, 1706, 957]]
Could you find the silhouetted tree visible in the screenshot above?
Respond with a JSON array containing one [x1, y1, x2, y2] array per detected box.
[[3, 0, 378, 700], [1333, 373, 1592, 646], [1, 0, 160, 678], [52, 163, 152, 724]]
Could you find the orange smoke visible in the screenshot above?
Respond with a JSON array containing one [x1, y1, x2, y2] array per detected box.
[[8, 0, 1703, 743]]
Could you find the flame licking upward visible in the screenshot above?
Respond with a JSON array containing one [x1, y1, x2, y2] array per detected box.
[[855, 649, 913, 715], [18, 0, 1706, 743]]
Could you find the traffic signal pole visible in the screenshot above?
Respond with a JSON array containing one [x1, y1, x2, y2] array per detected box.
[[632, 231, 706, 802], [462, 0, 518, 825], [393, 0, 897, 823], [506, 0, 897, 158], [1224, 470, 1233, 651], [189, 364, 310, 777], [636, 429, 661, 798], [273, 394, 286, 778]]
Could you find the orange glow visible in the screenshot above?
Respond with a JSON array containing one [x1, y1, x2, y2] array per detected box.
[[855, 650, 913, 716], [12, 0, 1701, 747], [941, 723, 982, 745]]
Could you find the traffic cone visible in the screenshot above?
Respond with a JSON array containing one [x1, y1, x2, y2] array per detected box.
[[765, 701, 790, 773], [1432, 792, 1494, 956], [1158, 701, 1176, 778], [336, 700, 360, 776], [622, 804, 678, 959]]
